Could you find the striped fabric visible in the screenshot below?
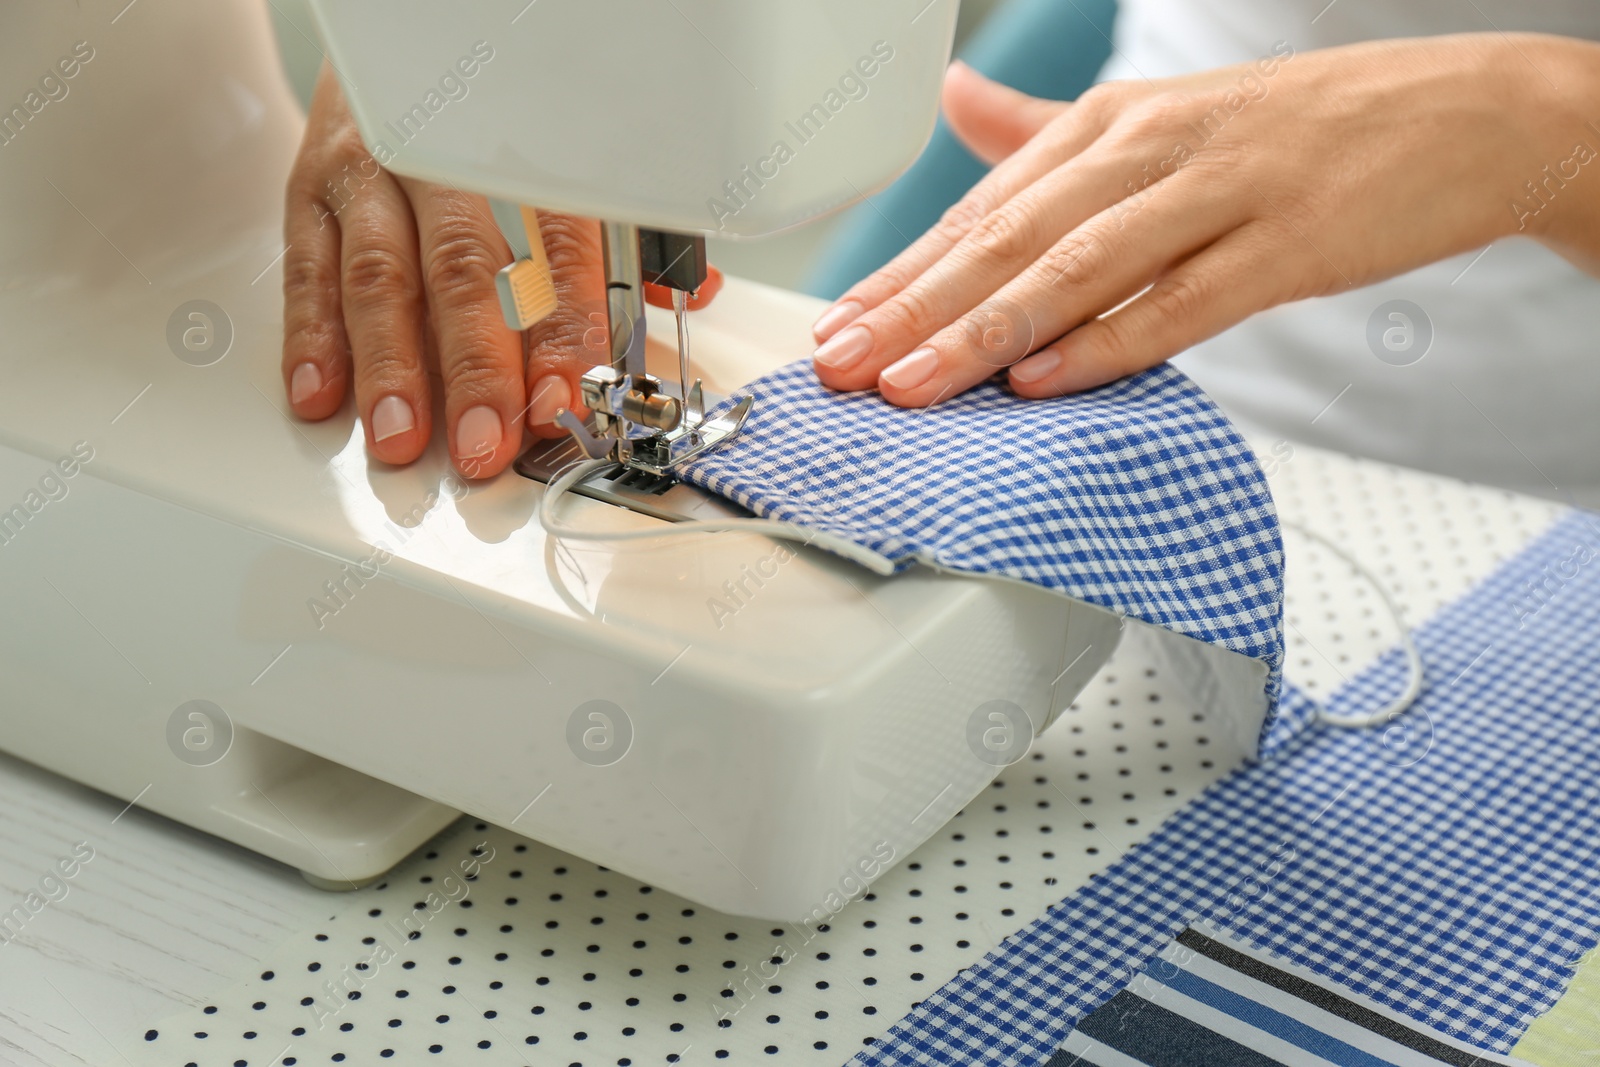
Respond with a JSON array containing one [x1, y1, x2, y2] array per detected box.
[[1052, 926, 1532, 1067]]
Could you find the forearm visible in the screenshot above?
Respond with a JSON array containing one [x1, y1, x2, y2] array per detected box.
[[1513, 34, 1600, 274]]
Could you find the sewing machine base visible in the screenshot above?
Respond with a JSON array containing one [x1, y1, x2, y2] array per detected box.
[[0, 350, 1132, 919]]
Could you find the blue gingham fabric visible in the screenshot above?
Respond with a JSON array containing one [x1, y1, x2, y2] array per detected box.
[[684, 359, 1285, 721], [852, 509, 1600, 1067]]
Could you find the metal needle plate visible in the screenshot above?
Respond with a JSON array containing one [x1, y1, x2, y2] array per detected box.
[[513, 384, 754, 525]]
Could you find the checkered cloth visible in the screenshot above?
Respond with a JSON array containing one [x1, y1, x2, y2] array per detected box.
[[852, 509, 1600, 1067], [684, 360, 1286, 725]]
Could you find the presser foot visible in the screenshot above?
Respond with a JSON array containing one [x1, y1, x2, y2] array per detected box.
[[557, 224, 753, 478], [554, 364, 754, 477], [513, 394, 755, 525]]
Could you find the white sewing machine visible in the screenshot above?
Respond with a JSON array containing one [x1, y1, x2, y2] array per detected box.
[[0, 0, 1166, 920]]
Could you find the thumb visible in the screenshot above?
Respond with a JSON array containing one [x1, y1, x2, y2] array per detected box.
[[941, 60, 1069, 166]]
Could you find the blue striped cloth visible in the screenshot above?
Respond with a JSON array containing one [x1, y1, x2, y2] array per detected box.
[[852, 510, 1600, 1066], [1056, 925, 1531, 1067], [684, 360, 1287, 735]]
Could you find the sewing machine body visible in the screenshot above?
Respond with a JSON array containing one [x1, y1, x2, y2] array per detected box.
[[0, 267, 1122, 917], [0, 0, 1127, 920], [306, 0, 960, 238], [306, 0, 963, 478]]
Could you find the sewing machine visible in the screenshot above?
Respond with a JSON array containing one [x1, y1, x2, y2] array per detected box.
[[0, 0, 1180, 920]]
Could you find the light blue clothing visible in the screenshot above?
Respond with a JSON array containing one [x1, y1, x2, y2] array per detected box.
[[804, 0, 1117, 299]]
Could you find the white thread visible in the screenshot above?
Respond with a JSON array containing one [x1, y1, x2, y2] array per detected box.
[[539, 462, 1424, 729], [537, 458, 896, 573], [1281, 518, 1425, 728]]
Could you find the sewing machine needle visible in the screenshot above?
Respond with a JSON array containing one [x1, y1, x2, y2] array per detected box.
[[672, 286, 691, 418]]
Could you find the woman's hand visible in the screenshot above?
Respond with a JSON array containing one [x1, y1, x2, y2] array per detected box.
[[280, 64, 722, 478], [811, 34, 1600, 406]]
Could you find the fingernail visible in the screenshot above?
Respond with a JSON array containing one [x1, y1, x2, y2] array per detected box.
[[528, 374, 570, 426], [457, 404, 503, 460], [813, 324, 873, 372], [813, 299, 864, 343], [290, 362, 322, 406], [1010, 350, 1062, 383], [371, 394, 415, 442], [880, 346, 939, 391]]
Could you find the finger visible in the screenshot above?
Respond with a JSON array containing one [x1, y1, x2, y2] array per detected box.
[[280, 69, 357, 421], [811, 147, 1162, 394], [522, 212, 609, 438], [645, 264, 724, 310], [876, 174, 1247, 407], [942, 61, 1070, 166], [281, 172, 352, 421], [1008, 224, 1292, 396], [338, 168, 432, 465], [812, 82, 1128, 344], [397, 177, 524, 480]]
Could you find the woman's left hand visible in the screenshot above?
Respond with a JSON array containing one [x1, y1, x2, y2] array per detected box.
[[810, 34, 1600, 405]]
